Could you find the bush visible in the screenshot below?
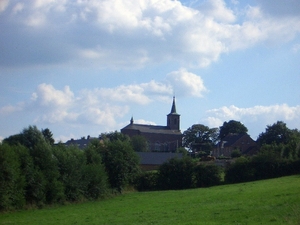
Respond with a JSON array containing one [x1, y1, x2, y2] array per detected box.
[[157, 157, 196, 190], [134, 171, 158, 191], [194, 164, 222, 187]]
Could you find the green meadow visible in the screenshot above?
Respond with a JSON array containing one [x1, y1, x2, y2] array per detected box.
[[1, 175, 299, 225]]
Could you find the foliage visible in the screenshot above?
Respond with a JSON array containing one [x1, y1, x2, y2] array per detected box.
[[41, 128, 55, 145], [194, 164, 222, 187], [134, 171, 158, 191], [257, 121, 298, 146], [100, 131, 130, 142], [130, 135, 148, 152], [257, 121, 300, 160], [0, 127, 142, 210], [225, 151, 300, 184], [0, 144, 25, 210], [157, 157, 196, 190], [219, 120, 248, 140], [83, 145, 108, 199], [53, 144, 87, 201], [97, 132, 141, 192], [231, 149, 242, 158], [183, 124, 218, 154], [176, 147, 188, 156]]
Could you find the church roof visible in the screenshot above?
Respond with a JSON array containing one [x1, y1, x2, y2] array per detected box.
[[121, 123, 182, 135]]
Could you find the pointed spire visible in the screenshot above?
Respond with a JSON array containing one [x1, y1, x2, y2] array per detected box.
[[130, 116, 134, 124], [170, 96, 177, 114]]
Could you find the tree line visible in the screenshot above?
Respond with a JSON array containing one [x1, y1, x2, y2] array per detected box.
[[0, 127, 140, 211], [1, 120, 300, 211]]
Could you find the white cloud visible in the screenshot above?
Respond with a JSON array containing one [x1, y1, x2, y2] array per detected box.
[[199, 0, 236, 23], [1, 0, 300, 69], [2, 70, 204, 127], [0, 0, 9, 13], [204, 104, 300, 137], [32, 83, 74, 108], [166, 68, 207, 97]]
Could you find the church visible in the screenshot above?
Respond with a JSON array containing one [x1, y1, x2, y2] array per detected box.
[[121, 97, 183, 152]]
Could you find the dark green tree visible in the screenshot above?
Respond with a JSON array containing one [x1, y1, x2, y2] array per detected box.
[[42, 128, 55, 145], [257, 121, 294, 146], [194, 164, 222, 187], [5, 126, 64, 205], [157, 157, 196, 190], [183, 124, 218, 154], [100, 131, 130, 142], [83, 145, 108, 199], [0, 144, 25, 210], [130, 135, 148, 152], [97, 132, 141, 192], [219, 120, 248, 140], [53, 144, 86, 201]]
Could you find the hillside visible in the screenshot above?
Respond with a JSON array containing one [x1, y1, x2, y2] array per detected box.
[[1, 175, 299, 225]]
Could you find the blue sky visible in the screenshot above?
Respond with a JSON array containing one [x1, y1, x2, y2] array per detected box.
[[0, 0, 299, 142]]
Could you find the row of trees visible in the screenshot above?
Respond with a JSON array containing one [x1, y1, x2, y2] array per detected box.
[[0, 127, 141, 211], [182, 120, 300, 159]]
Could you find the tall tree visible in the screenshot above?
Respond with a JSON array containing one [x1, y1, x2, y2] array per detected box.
[[257, 121, 293, 146], [42, 128, 55, 145], [97, 132, 141, 192], [183, 124, 218, 153], [219, 120, 248, 140]]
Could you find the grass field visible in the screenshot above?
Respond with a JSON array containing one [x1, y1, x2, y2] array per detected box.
[[1, 175, 299, 225]]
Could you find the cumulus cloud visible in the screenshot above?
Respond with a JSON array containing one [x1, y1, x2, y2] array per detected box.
[[1, 0, 299, 69], [166, 68, 207, 97], [1, 68, 205, 128], [203, 104, 300, 137], [0, 103, 23, 115], [0, 0, 9, 13]]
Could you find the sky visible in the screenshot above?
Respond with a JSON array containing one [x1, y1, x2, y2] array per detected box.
[[0, 0, 300, 142]]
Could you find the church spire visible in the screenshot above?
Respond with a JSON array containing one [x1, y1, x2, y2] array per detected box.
[[170, 96, 177, 114]]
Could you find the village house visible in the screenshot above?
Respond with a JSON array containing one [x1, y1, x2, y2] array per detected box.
[[212, 133, 259, 157]]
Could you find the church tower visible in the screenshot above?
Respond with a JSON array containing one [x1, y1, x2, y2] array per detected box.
[[167, 97, 180, 130]]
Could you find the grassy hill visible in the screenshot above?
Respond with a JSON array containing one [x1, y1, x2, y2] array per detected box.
[[1, 175, 299, 225]]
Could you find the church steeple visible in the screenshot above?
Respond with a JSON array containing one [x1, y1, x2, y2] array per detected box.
[[170, 96, 177, 114], [167, 96, 180, 130]]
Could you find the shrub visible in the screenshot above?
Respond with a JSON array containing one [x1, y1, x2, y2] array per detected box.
[[157, 157, 196, 190], [134, 171, 158, 191], [194, 164, 222, 187]]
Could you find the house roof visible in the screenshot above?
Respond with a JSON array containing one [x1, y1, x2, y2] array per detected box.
[[137, 152, 183, 165], [221, 133, 248, 147], [121, 123, 182, 135], [64, 137, 101, 149]]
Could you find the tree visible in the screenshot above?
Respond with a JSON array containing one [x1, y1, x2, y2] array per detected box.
[[53, 144, 87, 201], [0, 144, 25, 210], [42, 128, 55, 145], [219, 120, 248, 140], [257, 121, 294, 146], [130, 135, 148, 152], [97, 132, 141, 192], [4, 126, 64, 205], [183, 124, 218, 154], [83, 145, 108, 199]]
